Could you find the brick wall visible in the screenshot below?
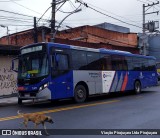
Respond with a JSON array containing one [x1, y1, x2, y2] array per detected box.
[[56, 26, 138, 47]]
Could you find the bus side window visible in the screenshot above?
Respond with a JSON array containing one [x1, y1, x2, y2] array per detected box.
[[71, 50, 87, 70], [133, 58, 141, 71], [56, 54, 69, 70], [111, 55, 127, 71], [51, 53, 69, 77], [100, 54, 112, 70], [148, 59, 156, 71], [126, 57, 133, 70]]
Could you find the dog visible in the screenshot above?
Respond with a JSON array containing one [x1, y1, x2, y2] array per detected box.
[[17, 110, 54, 135]]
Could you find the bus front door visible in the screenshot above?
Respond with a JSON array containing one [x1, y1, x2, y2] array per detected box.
[[51, 53, 73, 99]]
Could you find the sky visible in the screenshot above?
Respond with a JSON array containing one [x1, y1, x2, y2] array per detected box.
[[0, 0, 159, 37]]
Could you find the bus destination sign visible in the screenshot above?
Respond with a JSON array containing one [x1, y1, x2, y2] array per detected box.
[[21, 45, 43, 54]]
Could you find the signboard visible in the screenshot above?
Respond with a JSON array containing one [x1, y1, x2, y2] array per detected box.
[[21, 45, 43, 54]]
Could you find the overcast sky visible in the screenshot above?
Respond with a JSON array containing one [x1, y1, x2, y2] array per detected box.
[[0, 0, 159, 37]]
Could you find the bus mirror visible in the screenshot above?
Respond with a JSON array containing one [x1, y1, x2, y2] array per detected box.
[[12, 57, 18, 72]]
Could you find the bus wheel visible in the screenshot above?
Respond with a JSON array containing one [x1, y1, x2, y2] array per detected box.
[[18, 98, 22, 105], [74, 85, 87, 103], [134, 81, 141, 94]]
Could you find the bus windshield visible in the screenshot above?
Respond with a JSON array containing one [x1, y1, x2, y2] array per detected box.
[[18, 53, 49, 79]]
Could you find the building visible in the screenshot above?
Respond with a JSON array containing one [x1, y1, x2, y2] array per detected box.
[[138, 33, 160, 62], [55, 38, 139, 54], [56, 25, 138, 49], [95, 22, 130, 33], [0, 25, 138, 52], [55, 25, 138, 53], [148, 34, 160, 62], [0, 26, 50, 46]]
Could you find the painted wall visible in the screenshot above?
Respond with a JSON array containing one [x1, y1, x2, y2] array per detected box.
[[0, 55, 17, 96]]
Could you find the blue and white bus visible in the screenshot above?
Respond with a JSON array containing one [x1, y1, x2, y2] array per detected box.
[[13, 42, 158, 104]]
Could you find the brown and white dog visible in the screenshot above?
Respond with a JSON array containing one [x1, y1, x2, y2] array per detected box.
[[17, 110, 54, 135]]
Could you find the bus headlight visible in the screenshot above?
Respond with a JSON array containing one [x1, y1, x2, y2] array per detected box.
[[39, 83, 48, 92]]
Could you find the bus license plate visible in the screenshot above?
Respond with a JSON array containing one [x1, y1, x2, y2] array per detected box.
[[25, 94, 30, 97]]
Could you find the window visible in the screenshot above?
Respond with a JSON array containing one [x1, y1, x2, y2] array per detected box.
[[86, 52, 100, 70], [18, 53, 48, 79], [71, 50, 87, 70], [100, 54, 112, 70], [125, 56, 133, 70], [141, 58, 148, 71], [148, 59, 156, 71], [56, 54, 69, 70], [132, 57, 141, 71], [132, 57, 155, 71], [111, 55, 127, 70]]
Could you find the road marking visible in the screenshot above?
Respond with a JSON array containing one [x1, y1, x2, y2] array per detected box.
[[0, 99, 120, 122], [134, 96, 143, 99]]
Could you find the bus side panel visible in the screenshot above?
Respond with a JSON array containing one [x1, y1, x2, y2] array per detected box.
[[73, 70, 102, 94], [145, 71, 157, 87], [109, 71, 129, 92], [74, 71, 131, 94], [125, 71, 145, 90], [124, 71, 157, 91], [49, 71, 74, 100]]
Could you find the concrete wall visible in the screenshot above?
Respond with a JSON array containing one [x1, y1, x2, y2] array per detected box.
[[0, 55, 17, 96]]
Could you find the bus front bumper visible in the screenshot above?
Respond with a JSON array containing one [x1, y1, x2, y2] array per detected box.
[[18, 88, 51, 100]]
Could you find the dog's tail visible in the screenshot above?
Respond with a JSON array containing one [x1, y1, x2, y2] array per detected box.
[[17, 110, 24, 116]]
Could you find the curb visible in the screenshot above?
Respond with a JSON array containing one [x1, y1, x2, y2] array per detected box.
[[0, 97, 18, 106]]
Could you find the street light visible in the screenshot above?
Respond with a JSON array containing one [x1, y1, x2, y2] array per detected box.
[[0, 25, 9, 45]]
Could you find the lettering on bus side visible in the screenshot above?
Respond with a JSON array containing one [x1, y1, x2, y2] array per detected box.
[[89, 72, 101, 78]]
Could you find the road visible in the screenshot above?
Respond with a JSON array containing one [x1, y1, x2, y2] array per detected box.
[[0, 86, 160, 138]]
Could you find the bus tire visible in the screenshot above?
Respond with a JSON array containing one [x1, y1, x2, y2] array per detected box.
[[134, 81, 141, 94], [74, 85, 87, 103], [18, 98, 22, 105]]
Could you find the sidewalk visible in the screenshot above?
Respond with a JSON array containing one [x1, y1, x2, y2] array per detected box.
[[0, 96, 18, 106], [0, 96, 46, 106]]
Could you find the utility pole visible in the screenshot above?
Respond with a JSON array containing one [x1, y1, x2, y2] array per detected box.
[[6, 26, 9, 45], [143, 4, 145, 34], [34, 17, 38, 43], [142, 1, 159, 55], [51, 0, 56, 42], [50, 0, 81, 42], [142, 1, 159, 33]]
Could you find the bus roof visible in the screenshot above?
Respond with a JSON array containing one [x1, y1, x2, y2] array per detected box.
[[22, 42, 156, 60]]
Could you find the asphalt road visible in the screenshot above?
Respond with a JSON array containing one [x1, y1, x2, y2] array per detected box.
[[0, 86, 160, 138]]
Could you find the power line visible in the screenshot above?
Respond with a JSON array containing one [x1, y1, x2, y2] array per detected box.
[[9, 0, 42, 15], [0, 24, 33, 26], [0, 15, 33, 20], [76, 0, 142, 29], [137, 0, 148, 4], [0, 10, 50, 22], [0, 0, 20, 2], [0, 9, 34, 18], [37, 6, 52, 23], [84, 1, 140, 24], [0, 17, 33, 23], [69, 0, 77, 9], [145, 0, 156, 3]]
